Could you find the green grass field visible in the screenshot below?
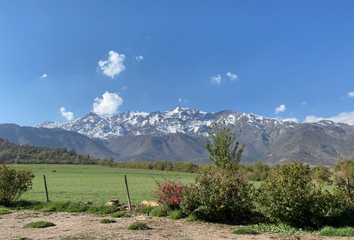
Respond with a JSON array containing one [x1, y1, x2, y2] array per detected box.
[[8, 164, 337, 206], [9, 164, 197, 205]]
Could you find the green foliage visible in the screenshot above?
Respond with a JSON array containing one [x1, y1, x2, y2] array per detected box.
[[140, 206, 154, 214], [319, 226, 354, 237], [0, 206, 11, 214], [99, 219, 116, 224], [153, 177, 184, 210], [151, 207, 167, 217], [232, 226, 258, 235], [128, 221, 148, 230], [22, 221, 55, 228], [185, 214, 196, 222], [311, 165, 332, 185], [198, 121, 244, 170], [0, 138, 96, 164], [112, 211, 125, 218], [181, 166, 254, 221], [252, 223, 305, 236], [334, 155, 354, 185], [18, 238, 32, 240], [169, 209, 183, 220], [97, 160, 200, 173], [0, 164, 34, 205], [255, 161, 331, 227], [244, 162, 270, 181], [112, 211, 131, 218], [38, 201, 117, 214]]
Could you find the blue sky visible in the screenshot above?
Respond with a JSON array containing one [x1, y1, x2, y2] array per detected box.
[[1, 1, 354, 126]]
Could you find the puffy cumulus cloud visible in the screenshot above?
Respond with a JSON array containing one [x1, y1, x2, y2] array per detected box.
[[226, 72, 238, 81], [40, 74, 47, 78], [178, 97, 188, 103], [304, 111, 354, 125], [303, 115, 324, 123], [135, 55, 143, 61], [282, 118, 300, 123], [98, 51, 126, 78], [60, 107, 74, 121], [275, 104, 286, 114], [348, 91, 354, 98], [211, 74, 222, 84], [93, 91, 123, 116], [302, 101, 307, 105]]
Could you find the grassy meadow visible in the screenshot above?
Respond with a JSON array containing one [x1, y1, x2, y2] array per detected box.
[[9, 164, 196, 205], [7, 164, 336, 206]]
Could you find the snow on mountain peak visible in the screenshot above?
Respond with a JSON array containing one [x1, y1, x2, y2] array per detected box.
[[35, 107, 299, 140]]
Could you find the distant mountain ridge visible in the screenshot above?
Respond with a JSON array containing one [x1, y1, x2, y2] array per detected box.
[[1, 107, 353, 165], [35, 107, 298, 139]]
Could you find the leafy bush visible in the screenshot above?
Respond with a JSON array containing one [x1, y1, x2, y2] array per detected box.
[[232, 226, 258, 235], [0, 164, 34, 205], [181, 166, 254, 221], [334, 155, 354, 185], [154, 177, 184, 210], [22, 221, 55, 228], [255, 161, 331, 227], [128, 221, 148, 230], [100, 219, 116, 224]]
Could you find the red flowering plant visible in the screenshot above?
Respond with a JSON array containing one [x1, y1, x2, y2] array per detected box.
[[153, 177, 184, 210]]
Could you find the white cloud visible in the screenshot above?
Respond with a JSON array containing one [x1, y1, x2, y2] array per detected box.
[[135, 55, 143, 61], [275, 104, 286, 114], [40, 74, 47, 78], [341, 96, 345, 100], [93, 91, 123, 116], [211, 74, 222, 84], [304, 111, 354, 125], [121, 86, 127, 90], [226, 72, 238, 81], [60, 107, 74, 121], [98, 51, 126, 78], [282, 118, 300, 123], [348, 91, 354, 98], [302, 101, 307, 105], [178, 97, 188, 103]]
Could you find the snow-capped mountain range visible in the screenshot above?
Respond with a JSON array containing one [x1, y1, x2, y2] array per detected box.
[[35, 107, 298, 140], [17, 106, 353, 165]]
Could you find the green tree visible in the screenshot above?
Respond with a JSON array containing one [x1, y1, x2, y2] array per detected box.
[[198, 121, 244, 170]]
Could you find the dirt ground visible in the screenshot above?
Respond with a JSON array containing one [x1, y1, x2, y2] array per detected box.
[[0, 210, 353, 240]]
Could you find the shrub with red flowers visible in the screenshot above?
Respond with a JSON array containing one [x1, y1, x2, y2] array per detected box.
[[153, 177, 184, 210]]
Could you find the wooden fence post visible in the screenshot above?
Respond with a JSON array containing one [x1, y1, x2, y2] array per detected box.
[[43, 175, 49, 202], [124, 175, 132, 211]]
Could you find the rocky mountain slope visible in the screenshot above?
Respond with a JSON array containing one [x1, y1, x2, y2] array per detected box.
[[33, 107, 354, 165]]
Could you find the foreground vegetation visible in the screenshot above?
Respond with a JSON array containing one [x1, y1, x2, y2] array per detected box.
[[4, 122, 354, 238]]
